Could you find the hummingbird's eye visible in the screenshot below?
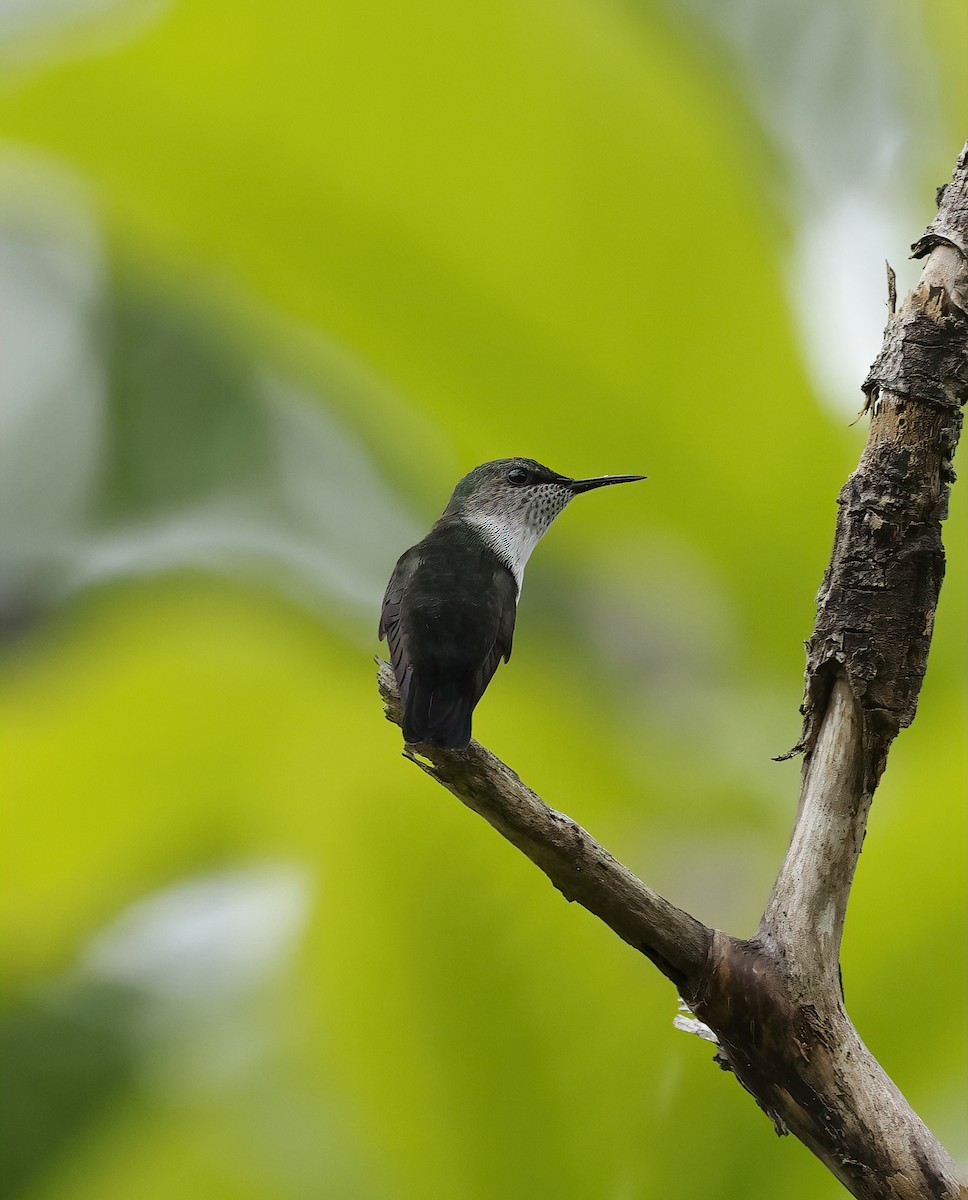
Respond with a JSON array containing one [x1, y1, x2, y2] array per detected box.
[[507, 468, 530, 486]]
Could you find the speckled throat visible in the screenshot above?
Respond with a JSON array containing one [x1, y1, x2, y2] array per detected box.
[[462, 482, 573, 592]]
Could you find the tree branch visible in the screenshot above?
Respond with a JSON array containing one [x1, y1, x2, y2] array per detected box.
[[378, 142, 968, 1199], [761, 675, 865, 990], [377, 659, 711, 991]]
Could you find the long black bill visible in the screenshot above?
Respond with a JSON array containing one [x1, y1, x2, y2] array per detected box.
[[567, 473, 647, 494]]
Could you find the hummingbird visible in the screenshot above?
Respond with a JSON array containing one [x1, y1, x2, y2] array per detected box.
[[379, 458, 645, 750]]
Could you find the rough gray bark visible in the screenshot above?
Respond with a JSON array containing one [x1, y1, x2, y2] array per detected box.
[[378, 142, 968, 1199]]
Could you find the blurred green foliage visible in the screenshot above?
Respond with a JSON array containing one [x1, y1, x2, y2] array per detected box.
[[0, 0, 965, 1197]]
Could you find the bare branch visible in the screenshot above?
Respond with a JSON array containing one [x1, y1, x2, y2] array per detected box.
[[694, 933, 966, 1200], [760, 675, 865, 989], [377, 659, 711, 991], [761, 138, 968, 1001]]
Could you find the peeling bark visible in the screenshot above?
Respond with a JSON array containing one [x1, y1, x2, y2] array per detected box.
[[795, 148, 968, 791]]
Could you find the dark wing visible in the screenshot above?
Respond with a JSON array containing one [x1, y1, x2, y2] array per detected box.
[[380, 528, 519, 750], [379, 546, 420, 710], [403, 559, 517, 749], [469, 564, 517, 708]]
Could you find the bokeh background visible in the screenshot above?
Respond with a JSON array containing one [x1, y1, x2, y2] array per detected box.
[[1, 0, 965, 1197]]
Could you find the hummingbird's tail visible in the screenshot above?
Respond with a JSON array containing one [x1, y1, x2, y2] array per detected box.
[[403, 676, 473, 750]]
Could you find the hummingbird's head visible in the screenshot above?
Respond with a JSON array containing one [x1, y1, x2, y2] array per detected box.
[[444, 458, 645, 588]]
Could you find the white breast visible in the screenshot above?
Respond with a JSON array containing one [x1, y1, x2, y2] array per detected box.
[[464, 512, 543, 594]]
